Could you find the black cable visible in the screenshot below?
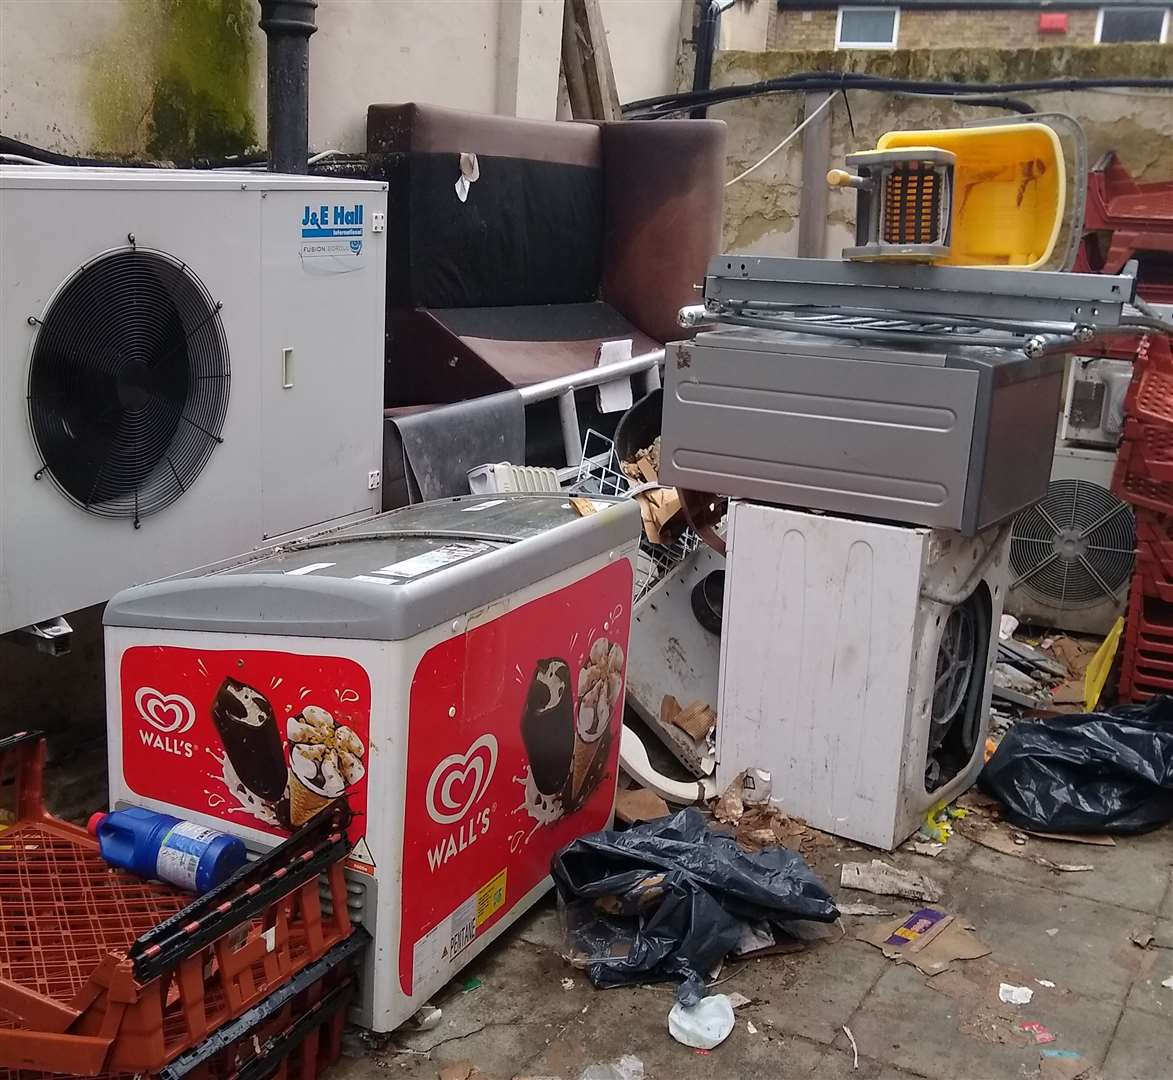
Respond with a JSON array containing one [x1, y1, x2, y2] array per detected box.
[[0, 134, 273, 170], [948, 95, 1037, 115], [0, 134, 161, 168], [623, 72, 1173, 118]]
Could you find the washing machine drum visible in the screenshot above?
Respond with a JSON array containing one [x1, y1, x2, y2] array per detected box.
[[926, 589, 991, 792]]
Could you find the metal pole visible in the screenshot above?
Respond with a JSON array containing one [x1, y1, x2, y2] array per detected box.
[[558, 389, 583, 468], [516, 349, 665, 403], [259, 0, 317, 174], [797, 92, 832, 258]]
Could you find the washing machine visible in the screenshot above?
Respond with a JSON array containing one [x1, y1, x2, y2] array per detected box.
[[716, 501, 1009, 850], [103, 494, 641, 1031]]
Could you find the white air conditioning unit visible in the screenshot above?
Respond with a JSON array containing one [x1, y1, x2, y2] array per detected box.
[[1060, 356, 1132, 447], [1006, 444, 1135, 635], [0, 166, 387, 635]]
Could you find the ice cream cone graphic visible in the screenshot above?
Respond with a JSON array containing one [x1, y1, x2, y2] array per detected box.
[[289, 766, 335, 825], [570, 638, 625, 809], [570, 736, 605, 805], [286, 706, 366, 827]]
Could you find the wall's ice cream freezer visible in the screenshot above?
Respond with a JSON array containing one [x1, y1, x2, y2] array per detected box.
[[103, 494, 641, 1031]]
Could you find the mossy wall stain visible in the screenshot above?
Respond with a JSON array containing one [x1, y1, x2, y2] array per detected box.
[[88, 0, 256, 160]]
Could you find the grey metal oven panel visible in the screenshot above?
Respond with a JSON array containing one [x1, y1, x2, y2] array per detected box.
[[661, 339, 980, 529]]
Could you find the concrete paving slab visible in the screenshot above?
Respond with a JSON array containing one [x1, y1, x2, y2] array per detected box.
[[514, 895, 565, 952], [843, 963, 1041, 1079], [949, 867, 1143, 1004], [1102, 1008, 1173, 1080], [815, 1045, 935, 1079], [1124, 919, 1173, 1019], [741, 938, 889, 1045], [964, 831, 1172, 915], [521, 996, 827, 1079]]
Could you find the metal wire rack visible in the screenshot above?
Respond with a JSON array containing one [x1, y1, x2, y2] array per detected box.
[[570, 430, 701, 603]]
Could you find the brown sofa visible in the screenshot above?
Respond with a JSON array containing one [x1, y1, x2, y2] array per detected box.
[[368, 103, 726, 407]]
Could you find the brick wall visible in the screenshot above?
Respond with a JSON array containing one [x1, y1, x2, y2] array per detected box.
[[772, 8, 1101, 50]]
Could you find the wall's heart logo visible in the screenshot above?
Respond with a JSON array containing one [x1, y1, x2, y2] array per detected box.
[[425, 734, 498, 825], [135, 686, 196, 735]]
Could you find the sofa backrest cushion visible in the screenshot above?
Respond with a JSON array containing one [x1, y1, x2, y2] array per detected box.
[[369, 103, 604, 309]]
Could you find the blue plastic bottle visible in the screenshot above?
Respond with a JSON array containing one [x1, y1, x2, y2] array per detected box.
[[87, 807, 248, 894]]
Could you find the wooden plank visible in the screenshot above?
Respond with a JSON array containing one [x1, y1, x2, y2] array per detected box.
[[562, 0, 621, 122]]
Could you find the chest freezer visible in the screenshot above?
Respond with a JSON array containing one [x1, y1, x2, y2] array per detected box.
[[103, 494, 641, 1032]]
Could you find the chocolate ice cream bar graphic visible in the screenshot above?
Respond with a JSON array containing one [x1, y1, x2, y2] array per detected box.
[[520, 658, 575, 797], [211, 677, 288, 802]]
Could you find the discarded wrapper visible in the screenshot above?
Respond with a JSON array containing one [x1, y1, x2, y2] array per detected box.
[[841, 859, 943, 903], [999, 983, 1034, 1005]]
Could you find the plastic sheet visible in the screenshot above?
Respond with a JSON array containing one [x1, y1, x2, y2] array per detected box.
[[979, 697, 1173, 833], [551, 808, 838, 1002]]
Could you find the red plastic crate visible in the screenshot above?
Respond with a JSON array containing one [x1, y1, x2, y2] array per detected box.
[[0, 733, 354, 1078], [1135, 508, 1173, 543], [1113, 435, 1173, 515], [1131, 369, 1173, 429]]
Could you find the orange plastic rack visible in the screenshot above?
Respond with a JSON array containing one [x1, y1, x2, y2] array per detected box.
[[0, 732, 352, 1077]]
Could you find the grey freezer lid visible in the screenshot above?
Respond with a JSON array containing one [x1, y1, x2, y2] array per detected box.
[[104, 494, 640, 642]]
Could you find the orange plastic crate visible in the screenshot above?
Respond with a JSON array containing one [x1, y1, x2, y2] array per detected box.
[[0, 733, 352, 1078]]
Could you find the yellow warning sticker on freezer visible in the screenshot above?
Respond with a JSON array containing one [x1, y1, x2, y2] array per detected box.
[[477, 869, 507, 926]]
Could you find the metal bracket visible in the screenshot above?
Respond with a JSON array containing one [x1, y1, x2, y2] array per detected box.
[[705, 255, 1136, 329]]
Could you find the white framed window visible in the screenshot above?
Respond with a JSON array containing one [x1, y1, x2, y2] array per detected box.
[[836, 5, 901, 49], [1095, 5, 1170, 42]]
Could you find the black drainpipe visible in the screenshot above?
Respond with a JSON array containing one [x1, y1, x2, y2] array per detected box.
[[690, 0, 736, 119], [258, 0, 317, 173]]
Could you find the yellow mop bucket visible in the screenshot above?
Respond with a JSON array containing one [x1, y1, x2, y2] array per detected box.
[[829, 122, 1066, 269]]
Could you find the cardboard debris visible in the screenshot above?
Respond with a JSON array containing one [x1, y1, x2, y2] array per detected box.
[[621, 437, 661, 482], [713, 777, 744, 825], [841, 860, 943, 903], [1025, 830, 1116, 847], [671, 700, 717, 741], [614, 785, 670, 825], [726, 992, 753, 1009], [1050, 680, 1087, 705], [734, 805, 806, 851], [1045, 634, 1100, 676], [860, 909, 990, 976], [909, 840, 946, 858], [958, 820, 1095, 872], [634, 487, 681, 545], [838, 902, 897, 917]]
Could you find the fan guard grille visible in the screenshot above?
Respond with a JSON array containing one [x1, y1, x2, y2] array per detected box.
[[1009, 478, 1135, 608], [28, 249, 229, 522]]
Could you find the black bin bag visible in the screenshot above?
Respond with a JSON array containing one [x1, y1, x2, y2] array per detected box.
[[551, 808, 838, 1003], [979, 696, 1173, 833]]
